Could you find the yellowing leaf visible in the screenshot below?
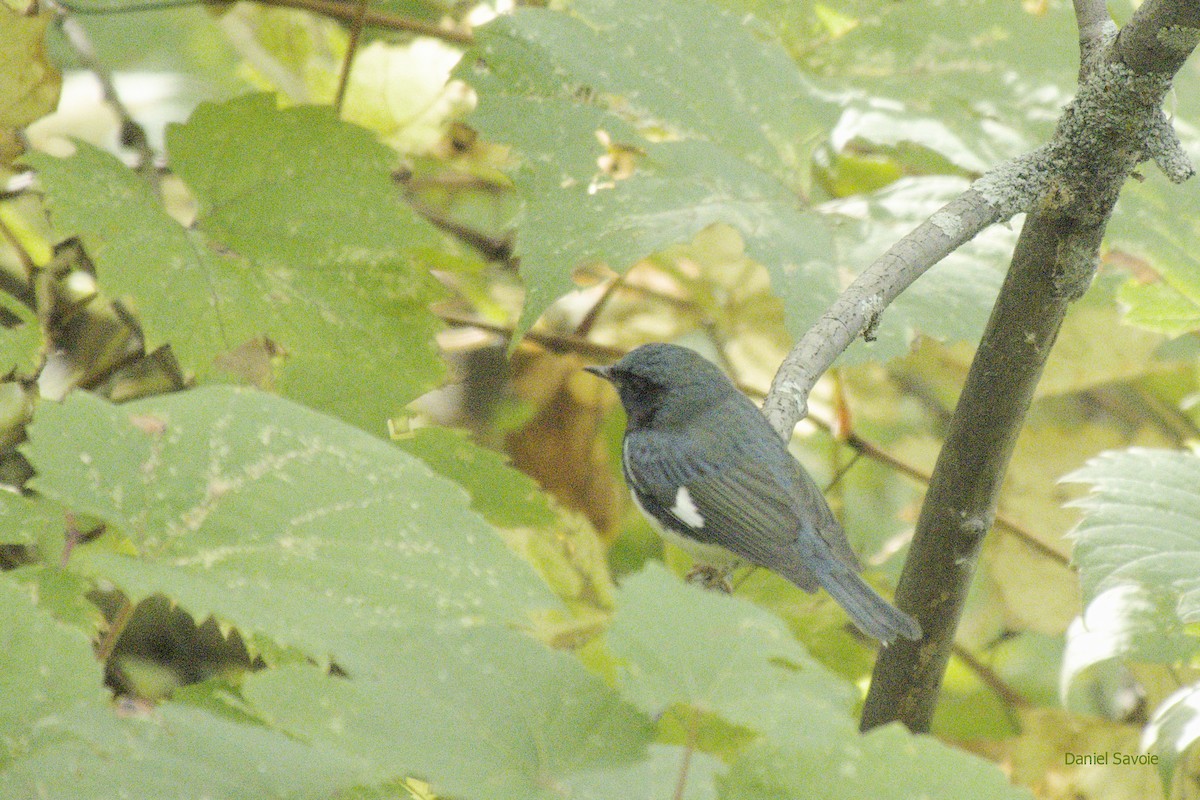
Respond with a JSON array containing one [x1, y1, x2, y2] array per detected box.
[[0, 8, 60, 165]]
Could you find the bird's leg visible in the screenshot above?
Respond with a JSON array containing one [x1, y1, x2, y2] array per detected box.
[[685, 564, 734, 593]]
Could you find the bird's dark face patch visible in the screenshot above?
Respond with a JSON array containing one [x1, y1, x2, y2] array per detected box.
[[610, 370, 666, 429]]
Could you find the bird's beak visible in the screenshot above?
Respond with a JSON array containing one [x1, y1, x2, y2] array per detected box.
[[584, 364, 613, 382]]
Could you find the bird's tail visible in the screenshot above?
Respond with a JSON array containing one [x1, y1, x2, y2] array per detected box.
[[816, 564, 921, 644]]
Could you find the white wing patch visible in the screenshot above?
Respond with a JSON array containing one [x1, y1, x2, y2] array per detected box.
[[670, 486, 705, 529]]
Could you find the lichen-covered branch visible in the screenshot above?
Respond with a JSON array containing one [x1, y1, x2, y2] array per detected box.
[[760, 159, 1041, 437], [861, 203, 1100, 732], [763, 0, 1198, 441], [857, 0, 1199, 732], [1074, 0, 1116, 76]]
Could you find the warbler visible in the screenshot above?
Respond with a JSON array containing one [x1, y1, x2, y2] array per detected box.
[[586, 343, 920, 644]]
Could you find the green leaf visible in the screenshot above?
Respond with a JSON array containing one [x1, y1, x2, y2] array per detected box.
[[1109, 169, 1200, 336], [243, 625, 654, 800], [607, 564, 857, 744], [458, 0, 841, 340], [561, 744, 724, 800], [1, 702, 364, 800], [0, 576, 106, 769], [395, 425, 556, 529], [26, 96, 447, 432], [0, 496, 103, 633], [1087, 22, 1200, 337], [396, 426, 617, 615], [0, 293, 42, 378], [722, 722, 1035, 800], [1116, 279, 1200, 336], [21, 387, 556, 674], [458, 0, 1023, 362], [0, 491, 61, 548], [725, 0, 1079, 169], [5, 568, 345, 799], [1060, 450, 1200, 719], [11, 565, 104, 636], [1143, 682, 1200, 793], [0, 8, 61, 165], [167, 95, 433, 271], [1062, 584, 1198, 686], [607, 566, 1035, 799], [823, 177, 1013, 362], [1064, 448, 1200, 617]]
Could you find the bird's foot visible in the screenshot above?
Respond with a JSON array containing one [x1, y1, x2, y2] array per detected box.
[[685, 564, 733, 593]]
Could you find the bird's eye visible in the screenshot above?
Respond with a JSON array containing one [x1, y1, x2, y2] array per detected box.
[[622, 373, 652, 393], [626, 374, 667, 404], [609, 371, 667, 427]]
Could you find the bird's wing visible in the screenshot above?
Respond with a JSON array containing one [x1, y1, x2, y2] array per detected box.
[[624, 430, 860, 592]]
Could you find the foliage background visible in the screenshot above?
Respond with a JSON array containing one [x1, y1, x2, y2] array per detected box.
[[1, 0, 1199, 798]]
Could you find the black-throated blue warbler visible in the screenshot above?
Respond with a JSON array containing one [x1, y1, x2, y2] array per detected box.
[[586, 343, 920, 644]]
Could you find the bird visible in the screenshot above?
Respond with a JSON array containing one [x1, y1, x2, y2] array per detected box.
[[585, 343, 920, 644]]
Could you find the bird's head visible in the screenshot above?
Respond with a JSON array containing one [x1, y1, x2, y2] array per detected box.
[[585, 343, 735, 430]]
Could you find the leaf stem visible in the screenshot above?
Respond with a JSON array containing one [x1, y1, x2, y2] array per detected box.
[[95, 594, 135, 666], [672, 706, 699, 800], [333, 0, 369, 115]]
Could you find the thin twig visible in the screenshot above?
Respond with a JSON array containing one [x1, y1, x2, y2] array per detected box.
[[436, 310, 625, 360], [574, 276, 627, 339], [95, 595, 135, 665], [672, 707, 699, 800], [262, 0, 472, 44], [0, 215, 38, 308], [743, 380, 1072, 568], [951, 642, 1033, 710], [333, 0, 369, 115], [56, 13, 158, 182], [56, 0, 474, 44], [405, 196, 514, 263], [838, 428, 1071, 567]]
